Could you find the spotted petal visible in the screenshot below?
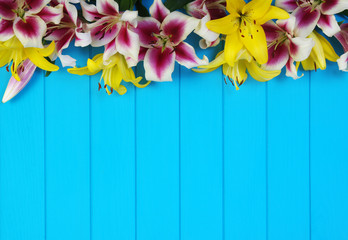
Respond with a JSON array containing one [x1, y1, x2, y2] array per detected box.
[[317, 14, 340, 37], [14, 15, 47, 48], [149, 0, 170, 22], [134, 17, 161, 47], [25, 0, 50, 14], [116, 27, 140, 67], [175, 42, 209, 69], [292, 6, 320, 37], [144, 47, 176, 82], [2, 60, 37, 103], [263, 20, 283, 42], [0, 19, 14, 42], [321, 0, 348, 15], [162, 12, 199, 45], [89, 18, 120, 47]]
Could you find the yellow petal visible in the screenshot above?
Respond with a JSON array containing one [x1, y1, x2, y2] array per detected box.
[[257, 6, 289, 25], [87, 59, 101, 73], [226, 0, 245, 13], [240, 23, 268, 65], [132, 77, 151, 88], [247, 61, 280, 81], [308, 32, 326, 70], [24, 48, 59, 72], [68, 66, 94, 75], [206, 15, 239, 35], [301, 58, 317, 71], [0, 50, 13, 68], [316, 33, 339, 62], [243, 0, 272, 19], [196, 51, 225, 70], [36, 41, 56, 57], [225, 33, 243, 65]]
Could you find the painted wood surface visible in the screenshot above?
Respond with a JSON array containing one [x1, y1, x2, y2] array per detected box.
[[0, 43, 347, 240]]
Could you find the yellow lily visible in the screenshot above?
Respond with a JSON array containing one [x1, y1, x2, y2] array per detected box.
[[206, 0, 289, 66], [301, 31, 339, 71], [194, 49, 281, 90], [68, 53, 150, 95], [0, 37, 59, 81]]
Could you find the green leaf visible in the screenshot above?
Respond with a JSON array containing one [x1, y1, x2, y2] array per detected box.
[[135, 0, 150, 17], [116, 0, 135, 11], [164, 0, 194, 11]]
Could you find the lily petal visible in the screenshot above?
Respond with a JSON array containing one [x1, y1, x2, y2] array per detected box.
[[25, 0, 49, 14], [263, 20, 283, 42], [243, 0, 272, 20], [89, 18, 120, 47], [225, 32, 243, 65], [162, 12, 199, 45], [97, 0, 119, 16], [37, 5, 64, 24], [247, 61, 281, 82], [120, 10, 138, 27], [149, 0, 170, 22], [206, 14, 239, 35], [0, 0, 17, 20], [335, 23, 348, 52], [75, 31, 92, 47], [275, 0, 298, 12], [317, 14, 340, 37], [116, 27, 140, 67], [14, 15, 47, 48], [265, 42, 289, 70], [240, 23, 268, 65], [226, 0, 245, 14], [103, 39, 117, 63], [337, 52, 348, 72], [256, 6, 289, 25], [285, 57, 303, 79], [175, 42, 208, 68], [2, 60, 37, 103], [59, 54, 77, 67], [321, 0, 348, 15], [194, 13, 219, 42], [81, 0, 104, 22], [289, 37, 315, 61], [276, 15, 296, 35], [316, 32, 339, 62], [292, 6, 320, 37], [134, 17, 161, 47], [24, 48, 59, 72], [0, 19, 14, 42], [144, 46, 176, 82]]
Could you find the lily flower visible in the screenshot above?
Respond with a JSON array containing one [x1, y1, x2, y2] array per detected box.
[[186, 0, 226, 48], [300, 31, 339, 71], [0, 37, 59, 102], [0, 37, 59, 81], [194, 49, 281, 90], [206, 0, 289, 66], [134, 0, 208, 82], [263, 16, 315, 79], [81, 0, 140, 67], [276, 0, 348, 37], [68, 53, 150, 95], [2, 60, 36, 103], [0, 0, 63, 48], [334, 23, 348, 71], [45, 0, 92, 67]]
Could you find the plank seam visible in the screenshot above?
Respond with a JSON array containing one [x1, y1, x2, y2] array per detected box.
[[308, 71, 312, 240], [265, 82, 269, 240]]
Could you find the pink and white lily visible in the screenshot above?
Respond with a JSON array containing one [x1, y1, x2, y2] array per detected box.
[[2, 60, 37, 103], [134, 0, 208, 82], [276, 0, 348, 37], [335, 23, 348, 71], [81, 0, 140, 67], [0, 0, 63, 48], [45, 0, 92, 67], [186, 0, 226, 48], [263, 16, 315, 79]]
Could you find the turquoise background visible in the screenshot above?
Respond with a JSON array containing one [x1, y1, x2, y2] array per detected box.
[[0, 33, 348, 240]]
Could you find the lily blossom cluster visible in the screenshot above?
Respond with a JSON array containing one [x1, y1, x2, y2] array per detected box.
[[0, 0, 347, 103]]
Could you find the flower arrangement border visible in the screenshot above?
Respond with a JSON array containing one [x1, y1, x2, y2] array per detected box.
[[0, 0, 347, 103]]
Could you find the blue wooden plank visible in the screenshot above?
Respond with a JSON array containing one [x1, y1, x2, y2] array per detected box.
[[310, 65, 348, 240], [224, 79, 267, 240], [135, 64, 180, 240], [0, 69, 45, 240], [90, 48, 135, 240], [267, 74, 310, 240], [45, 46, 90, 240], [180, 46, 223, 240]]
